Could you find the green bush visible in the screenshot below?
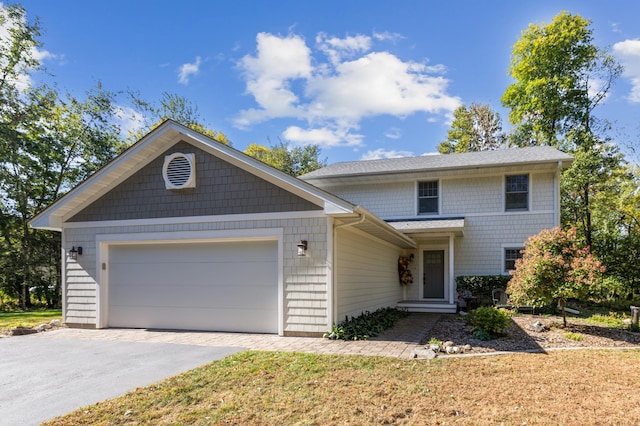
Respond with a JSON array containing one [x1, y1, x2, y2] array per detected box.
[[466, 306, 512, 340], [456, 275, 512, 298], [324, 307, 409, 341]]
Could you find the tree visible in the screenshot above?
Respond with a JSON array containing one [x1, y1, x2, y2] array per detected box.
[[129, 92, 231, 145], [507, 227, 606, 326], [502, 11, 622, 147], [561, 134, 627, 248], [244, 141, 326, 177], [1, 84, 124, 308], [437, 103, 505, 154]]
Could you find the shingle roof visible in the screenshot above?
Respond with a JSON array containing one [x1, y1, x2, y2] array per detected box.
[[300, 146, 573, 180]]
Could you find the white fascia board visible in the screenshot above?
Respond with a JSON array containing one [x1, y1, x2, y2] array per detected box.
[[30, 121, 183, 230], [177, 126, 357, 213]]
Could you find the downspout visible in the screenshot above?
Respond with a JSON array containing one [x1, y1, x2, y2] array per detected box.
[[329, 210, 366, 328], [555, 161, 562, 227]]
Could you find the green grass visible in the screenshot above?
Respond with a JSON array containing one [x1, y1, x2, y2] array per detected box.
[[0, 309, 62, 332], [43, 350, 640, 425], [564, 332, 585, 341]]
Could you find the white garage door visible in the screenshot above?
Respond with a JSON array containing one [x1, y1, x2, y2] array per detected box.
[[107, 240, 278, 333]]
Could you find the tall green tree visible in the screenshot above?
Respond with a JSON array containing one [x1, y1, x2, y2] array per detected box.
[[502, 11, 622, 148], [438, 103, 505, 154], [244, 141, 326, 177], [129, 92, 231, 145]]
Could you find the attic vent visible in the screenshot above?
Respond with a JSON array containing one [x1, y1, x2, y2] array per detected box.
[[162, 153, 196, 189]]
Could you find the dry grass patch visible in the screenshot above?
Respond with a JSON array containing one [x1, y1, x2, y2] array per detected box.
[[45, 349, 640, 425]]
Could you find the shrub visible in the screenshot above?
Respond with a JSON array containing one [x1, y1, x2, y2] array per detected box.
[[324, 307, 409, 341], [456, 275, 512, 299], [508, 227, 606, 327], [466, 306, 511, 340]]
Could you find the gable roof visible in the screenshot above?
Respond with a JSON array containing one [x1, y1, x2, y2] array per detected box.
[[300, 146, 573, 181], [30, 120, 416, 248]]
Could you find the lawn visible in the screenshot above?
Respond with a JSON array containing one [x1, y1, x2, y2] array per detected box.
[[45, 349, 640, 425], [0, 309, 62, 332]]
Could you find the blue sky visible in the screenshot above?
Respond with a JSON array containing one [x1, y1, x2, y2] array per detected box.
[[15, 0, 640, 164]]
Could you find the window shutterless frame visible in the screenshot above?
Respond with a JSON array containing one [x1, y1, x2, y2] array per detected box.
[[505, 174, 529, 211]]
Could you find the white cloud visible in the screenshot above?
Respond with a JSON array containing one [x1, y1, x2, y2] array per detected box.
[[613, 39, 640, 103], [373, 31, 405, 43], [360, 148, 414, 160], [0, 4, 57, 90], [283, 125, 363, 147], [235, 31, 461, 149], [385, 127, 401, 139], [236, 33, 312, 125], [113, 105, 145, 136], [316, 32, 371, 65], [178, 56, 202, 85]]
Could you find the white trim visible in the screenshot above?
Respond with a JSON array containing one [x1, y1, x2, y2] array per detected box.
[[326, 216, 334, 329], [501, 243, 526, 275], [63, 210, 326, 230], [415, 179, 441, 217], [95, 228, 284, 335], [449, 233, 455, 303], [382, 210, 555, 222], [339, 224, 407, 251], [61, 232, 68, 324], [504, 173, 531, 212]]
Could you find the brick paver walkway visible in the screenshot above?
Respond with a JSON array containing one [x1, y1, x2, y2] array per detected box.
[[33, 313, 442, 359]]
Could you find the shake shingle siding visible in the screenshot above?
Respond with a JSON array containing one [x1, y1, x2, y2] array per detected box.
[[63, 216, 330, 333], [69, 141, 321, 222]]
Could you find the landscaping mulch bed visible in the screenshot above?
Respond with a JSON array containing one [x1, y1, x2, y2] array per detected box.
[[427, 314, 640, 354]]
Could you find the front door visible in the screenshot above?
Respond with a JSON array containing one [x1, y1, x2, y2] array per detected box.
[[423, 250, 445, 299]]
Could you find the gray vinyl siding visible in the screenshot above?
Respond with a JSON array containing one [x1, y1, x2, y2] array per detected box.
[[335, 227, 403, 320], [453, 213, 555, 276], [63, 216, 329, 334], [69, 141, 320, 222]]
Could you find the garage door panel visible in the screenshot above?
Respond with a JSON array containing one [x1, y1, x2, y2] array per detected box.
[[108, 240, 278, 333], [109, 305, 277, 333]]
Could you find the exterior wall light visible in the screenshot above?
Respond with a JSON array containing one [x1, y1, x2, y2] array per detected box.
[[296, 240, 308, 256], [69, 246, 82, 260]]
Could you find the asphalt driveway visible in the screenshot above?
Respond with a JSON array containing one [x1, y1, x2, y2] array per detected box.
[[0, 334, 244, 426]]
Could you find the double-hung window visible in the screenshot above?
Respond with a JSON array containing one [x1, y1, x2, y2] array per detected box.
[[418, 181, 438, 215], [504, 247, 524, 272], [505, 174, 529, 211]]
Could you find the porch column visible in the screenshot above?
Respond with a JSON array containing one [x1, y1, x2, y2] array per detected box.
[[449, 233, 455, 303]]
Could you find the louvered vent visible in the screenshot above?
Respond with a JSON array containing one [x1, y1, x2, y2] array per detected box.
[[162, 153, 196, 189]]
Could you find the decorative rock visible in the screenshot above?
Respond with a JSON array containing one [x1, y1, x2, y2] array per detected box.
[[9, 326, 38, 336], [428, 343, 441, 352], [445, 345, 460, 354], [530, 321, 547, 333], [412, 348, 437, 359], [462, 344, 472, 352], [49, 319, 61, 327], [443, 341, 455, 348], [35, 323, 51, 332]]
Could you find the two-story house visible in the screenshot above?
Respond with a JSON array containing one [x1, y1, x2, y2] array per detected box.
[[31, 120, 572, 336]]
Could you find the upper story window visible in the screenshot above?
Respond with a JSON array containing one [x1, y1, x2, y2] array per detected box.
[[505, 174, 529, 211], [504, 247, 524, 272], [418, 181, 438, 215]]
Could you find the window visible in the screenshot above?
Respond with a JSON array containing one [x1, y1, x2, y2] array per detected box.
[[504, 247, 524, 272], [505, 174, 528, 211], [418, 181, 438, 214]]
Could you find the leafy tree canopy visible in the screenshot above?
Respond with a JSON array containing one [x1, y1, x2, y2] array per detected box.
[[508, 227, 606, 326], [438, 103, 505, 154], [244, 141, 326, 177], [129, 92, 231, 145], [502, 11, 622, 147]]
